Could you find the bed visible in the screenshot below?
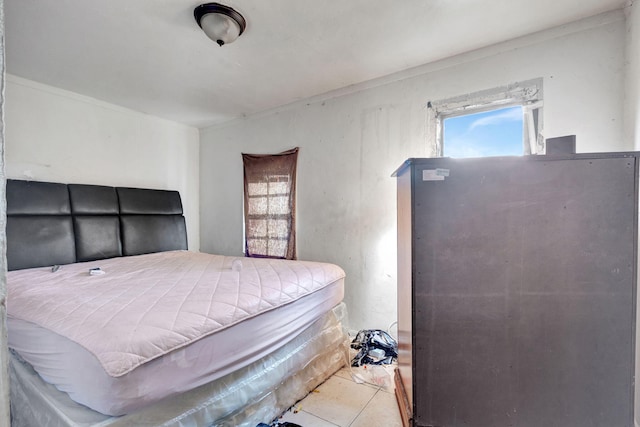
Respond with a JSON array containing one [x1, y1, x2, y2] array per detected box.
[[5, 179, 349, 427]]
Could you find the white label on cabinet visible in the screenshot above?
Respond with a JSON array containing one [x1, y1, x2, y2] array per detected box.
[[423, 168, 449, 181]]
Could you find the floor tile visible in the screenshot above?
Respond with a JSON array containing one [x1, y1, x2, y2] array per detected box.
[[332, 366, 353, 382], [297, 375, 377, 426], [348, 365, 395, 392], [349, 389, 403, 427], [332, 366, 380, 391]]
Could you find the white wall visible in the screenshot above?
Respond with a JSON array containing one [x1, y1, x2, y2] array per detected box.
[[627, 1, 640, 151], [5, 75, 201, 251], [199, 12, 629, 332]]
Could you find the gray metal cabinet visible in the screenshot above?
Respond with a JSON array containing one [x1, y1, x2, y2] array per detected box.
[[394, 154, 637, 427]]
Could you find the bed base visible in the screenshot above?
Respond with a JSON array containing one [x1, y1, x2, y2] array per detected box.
[[10, 304, 349, 427]]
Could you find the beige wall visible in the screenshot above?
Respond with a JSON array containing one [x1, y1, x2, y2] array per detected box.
[[199, 12, 630, 332], [4, 76, 201, 251], [627, 1, 640, 151]]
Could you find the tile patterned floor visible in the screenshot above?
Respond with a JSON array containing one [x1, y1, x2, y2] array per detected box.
[[273, 365, 403, 427]]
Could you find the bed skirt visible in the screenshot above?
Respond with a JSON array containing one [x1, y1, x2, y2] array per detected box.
[[10, 303, 350, 427]]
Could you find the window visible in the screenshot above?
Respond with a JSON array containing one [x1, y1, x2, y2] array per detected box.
[[428, 79, 543, 157], [242, 148, 298, 260]]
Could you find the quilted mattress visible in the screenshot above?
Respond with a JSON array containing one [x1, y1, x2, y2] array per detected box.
[[7, 251, 346, 415]]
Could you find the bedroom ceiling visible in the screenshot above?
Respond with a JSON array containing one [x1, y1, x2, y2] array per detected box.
[[5, 0, 629, 128]]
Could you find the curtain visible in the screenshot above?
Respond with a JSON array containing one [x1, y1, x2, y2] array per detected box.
[[242, 148, 298, 260]]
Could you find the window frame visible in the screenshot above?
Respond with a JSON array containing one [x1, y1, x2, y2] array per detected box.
[[245, 174, 293, 257], [427, 79, 544, 157]]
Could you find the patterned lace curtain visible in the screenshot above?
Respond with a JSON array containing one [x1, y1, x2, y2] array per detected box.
[[242, 148, 299, 260]]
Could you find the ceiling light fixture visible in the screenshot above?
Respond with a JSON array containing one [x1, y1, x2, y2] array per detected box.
[[194, 3, 246, 47]]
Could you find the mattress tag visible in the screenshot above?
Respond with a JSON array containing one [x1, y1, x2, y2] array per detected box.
[[423, 168, 450, 181]]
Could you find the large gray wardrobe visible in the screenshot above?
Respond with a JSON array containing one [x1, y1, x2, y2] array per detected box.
[[394, 153, 637, 427]]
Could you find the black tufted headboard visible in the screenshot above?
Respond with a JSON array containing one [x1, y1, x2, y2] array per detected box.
[[6, 180, 188, 271]]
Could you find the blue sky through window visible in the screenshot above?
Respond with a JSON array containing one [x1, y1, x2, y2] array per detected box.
[[443, 106, 524, 158]]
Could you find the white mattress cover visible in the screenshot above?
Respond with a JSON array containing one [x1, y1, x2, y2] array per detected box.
[[7, 251, 346, 377], [7, 251, 346, 415]]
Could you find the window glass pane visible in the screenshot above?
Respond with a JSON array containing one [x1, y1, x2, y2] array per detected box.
[[248, 238, 267, 255], [248, 196, 267, 215], [248, 219, 267, 237], [268, 196, 290, 215], [268, 219, 289, 238], [268, 240, 287, 258], [269, 180, 290, 195], [443, 106, 523, 158], [248, 182, 268, 196]]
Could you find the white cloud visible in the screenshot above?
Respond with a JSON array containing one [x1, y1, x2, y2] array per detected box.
[[468, 107, 522, 131]]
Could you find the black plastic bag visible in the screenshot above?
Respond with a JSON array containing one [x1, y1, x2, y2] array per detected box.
[[350, 329, 398, 366], [257, 422, 302, 427]]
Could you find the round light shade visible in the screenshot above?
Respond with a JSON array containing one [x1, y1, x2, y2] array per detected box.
[[194, 3, 246, 46]]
